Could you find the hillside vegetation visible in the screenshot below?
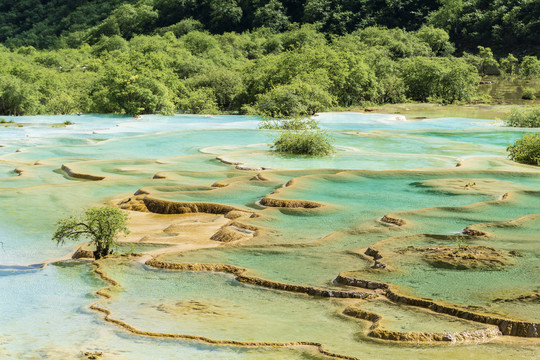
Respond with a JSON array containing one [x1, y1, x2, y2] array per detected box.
[[0, 1, 539, 116], [1, 0, 539, 54]]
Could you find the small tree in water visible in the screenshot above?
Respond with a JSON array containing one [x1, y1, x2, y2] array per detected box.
[[52, 206, 129, 259]]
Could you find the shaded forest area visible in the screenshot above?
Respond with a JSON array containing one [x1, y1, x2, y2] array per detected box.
[[1, 0, 539, 54]]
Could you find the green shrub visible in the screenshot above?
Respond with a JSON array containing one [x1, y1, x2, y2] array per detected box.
[[522, 88, 537, 100], [506, 107, 540, 127], [507, 133, 540, 165], [258, 117, 319, 130], [272, 129, 334, 155]]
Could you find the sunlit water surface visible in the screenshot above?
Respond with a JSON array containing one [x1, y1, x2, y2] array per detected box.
[[0, 113, 539, 359]]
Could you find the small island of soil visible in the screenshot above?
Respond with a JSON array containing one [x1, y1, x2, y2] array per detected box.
[[399, 245, 515, 270]]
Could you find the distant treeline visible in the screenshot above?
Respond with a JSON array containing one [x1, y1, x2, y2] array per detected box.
[[1, 23, 540, 116], [1, 0, 539, 55]]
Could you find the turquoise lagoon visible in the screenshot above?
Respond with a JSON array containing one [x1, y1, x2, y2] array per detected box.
[[0, 113, 539, 359]]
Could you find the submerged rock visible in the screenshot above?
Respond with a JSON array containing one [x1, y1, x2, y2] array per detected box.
[[418, 246, 514, 270], [83, 352, 103, 360]]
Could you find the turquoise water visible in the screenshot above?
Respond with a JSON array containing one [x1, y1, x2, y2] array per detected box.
[[0, 113, 539, 359]]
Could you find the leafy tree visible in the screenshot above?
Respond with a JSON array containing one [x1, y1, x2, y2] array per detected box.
[[208, 0, 243, 33], [354, 27, 432, 59], [178, 88, 220, 114], [0, 0, 138, 48], [187, 68, 244, 109], [92, 35, 129, 54], [280, 24, 326, 50], [415, 25, 454, 56], [154, 0, 199, 27], [254, 80, 334, 117], [91, 65, 176, 116], [326, 52, 380, 106], [400, 57, 478, 104], [181, 31, 221, 55], [159, 18, 205, 37], [87, 3, 158, 42], [476, 46, 499, 75], [253, 0, 290, 32], [519, 56, 540, 79], [46, 91, 78, 115], [427, 0, 463, 34], [0, 75, 40, 115], [499, 54, 518, 77], [52, 206, 129, 260], [1, 0, 540, 54]]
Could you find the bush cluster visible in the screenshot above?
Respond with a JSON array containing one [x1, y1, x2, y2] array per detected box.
[[506, 107, 540, 128], [521, 88, 537, 100], [258, 117, 319, 130], [0, 24, 491, 117], [507, 133, 540, 166], [272, 129, 334, 156], [2, 1, 540, 54]]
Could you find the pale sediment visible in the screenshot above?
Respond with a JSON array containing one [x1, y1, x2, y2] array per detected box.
[[92, 256, 512, 349], [336, 273, 540, 337], [210, 222, 256, 243], [224, 210, 252, 220], [343, 305, 501, 343], [368, 327, 501, 343], [72, 247, 94, 259], [145, 259, 375, 299], [420, 245, 514, 270], [89, 258, 362, 360], [255, 175, 323, 208], [215, 156, 269, 171]]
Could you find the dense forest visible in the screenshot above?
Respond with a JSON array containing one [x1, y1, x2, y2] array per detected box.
[[0, 0, 539, 116], [1, 0, 539, 53]]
